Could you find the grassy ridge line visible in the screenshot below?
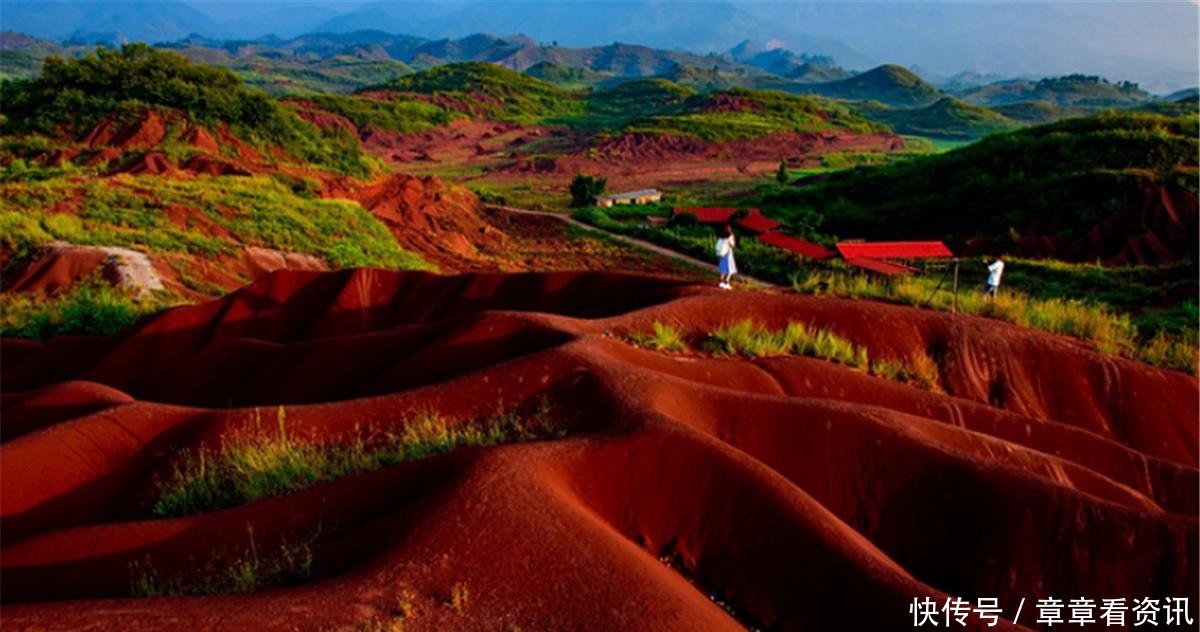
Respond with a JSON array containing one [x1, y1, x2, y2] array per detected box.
[[362, 62, 892, 142], [626, 320, 941, 390]]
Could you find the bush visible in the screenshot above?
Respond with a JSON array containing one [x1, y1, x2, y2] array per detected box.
[[569, 173, 607, 208], [871, 353, 942, 391], [704, 319, 869, 367], [628, 321, 688, 352]]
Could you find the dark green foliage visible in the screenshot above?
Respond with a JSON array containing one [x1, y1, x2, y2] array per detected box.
[[776, 159, 789, 184], [754, 112, 1199, 241], [569, 173, 607, 208], [0, 44, 374, 176]]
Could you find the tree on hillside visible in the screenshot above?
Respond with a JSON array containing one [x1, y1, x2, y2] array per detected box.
[[569, 173, 607, 207], [775, 159, 789, 184]]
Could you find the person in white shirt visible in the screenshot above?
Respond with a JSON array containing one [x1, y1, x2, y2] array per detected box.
[[983, 257, 1005, 299], [715, 224, 737, 290]]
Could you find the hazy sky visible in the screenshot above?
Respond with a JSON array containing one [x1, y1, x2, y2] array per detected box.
[[3, 0, 1197, 90]]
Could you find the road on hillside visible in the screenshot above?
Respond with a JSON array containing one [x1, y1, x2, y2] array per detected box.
[[489, 205, 778, 288]]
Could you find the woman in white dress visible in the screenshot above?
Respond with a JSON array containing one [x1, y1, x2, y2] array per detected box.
[[715, 224, 737, 289]]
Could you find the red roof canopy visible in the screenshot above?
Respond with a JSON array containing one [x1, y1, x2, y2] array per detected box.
[[674, 207, 778, 233], [845, 258, 920, 276], [676, 207, 740, 223], [757, 233, 835, 260], [736, 212, 781, 234], [836, 241, 953, 260]]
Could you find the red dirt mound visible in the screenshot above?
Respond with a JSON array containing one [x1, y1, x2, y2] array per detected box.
[[180, 154, 251, 176], [180, 125, 220, 153], [114, 151, 173, 176], [289, 100, 360, 137], [346, 173, 508, 268], [2, 270, 1195, 631], [3, 244, 115, 294], [83, 111, 168, 151]]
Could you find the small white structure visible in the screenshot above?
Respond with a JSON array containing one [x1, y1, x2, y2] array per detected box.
[[593, 188, 662, 207]]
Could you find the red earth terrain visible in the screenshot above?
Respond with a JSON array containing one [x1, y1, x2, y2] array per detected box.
[[3, 109, 688, 299], [1, 269, 1195, 631]]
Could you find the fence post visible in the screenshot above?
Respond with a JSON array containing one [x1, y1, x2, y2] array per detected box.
[[952, 258, 960, 315]]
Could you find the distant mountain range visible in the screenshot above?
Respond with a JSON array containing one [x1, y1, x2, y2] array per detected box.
[[1, 0, 1195, 93], [2, 27, 1194, 141]]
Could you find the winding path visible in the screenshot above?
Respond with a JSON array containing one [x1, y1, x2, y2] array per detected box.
[[489, 205, 777, 288]]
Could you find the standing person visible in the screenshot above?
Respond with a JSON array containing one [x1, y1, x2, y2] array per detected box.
[[715, 224, 737, 289], [983, 257, 1004, 300]]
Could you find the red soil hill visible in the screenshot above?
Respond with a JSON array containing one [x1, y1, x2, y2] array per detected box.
[[1, 270, 1196, 631]]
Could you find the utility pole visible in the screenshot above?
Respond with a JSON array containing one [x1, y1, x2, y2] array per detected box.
[[951, 257, 960, 315]]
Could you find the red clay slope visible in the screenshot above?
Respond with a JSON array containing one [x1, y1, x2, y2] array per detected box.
[[1, 270, 1196, 631]]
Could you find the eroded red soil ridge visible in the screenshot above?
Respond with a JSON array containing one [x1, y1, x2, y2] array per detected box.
[[1, 270, 1196, 631]]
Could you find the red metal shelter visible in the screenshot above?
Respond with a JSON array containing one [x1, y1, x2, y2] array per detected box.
[[835, 241, 953, 260], [757, 233, 836, 260], [674, 207, 780, 234]]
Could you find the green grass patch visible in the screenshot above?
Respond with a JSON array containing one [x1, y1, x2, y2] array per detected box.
[[627, 321, 688, 352], [151, 405, 564, 518], [703, 319, 869, 367], [870, 353, 942, 392], [0, 278, 183, 339], [130, 526, 315, 597]]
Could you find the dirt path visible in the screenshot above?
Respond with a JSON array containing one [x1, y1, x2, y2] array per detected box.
[[489, 205, 778, 288]]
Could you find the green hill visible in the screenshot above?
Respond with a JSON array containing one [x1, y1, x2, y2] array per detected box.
[[370, 61, 582, 124], [857, 97, 1019, 139], [523, 62, 612, 88], [755, 112, 1198, 243], [992, 101, 1067, 125], [0, 44, 373, 176], [959, 75, 1152, 109], [622, 88, 886, 142], [800, 64, 944, 107]]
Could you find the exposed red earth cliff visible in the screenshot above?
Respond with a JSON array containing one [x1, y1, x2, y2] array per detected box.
[[2, 269, 1195, 631]]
